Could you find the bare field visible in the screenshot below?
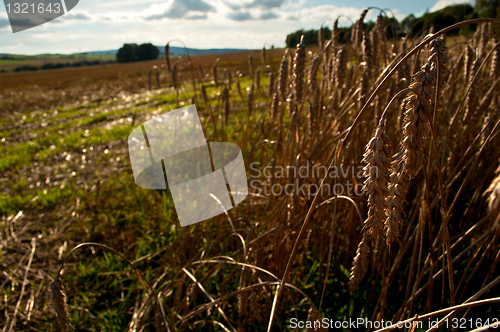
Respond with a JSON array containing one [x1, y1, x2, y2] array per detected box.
[[0, 49, 286, 92]]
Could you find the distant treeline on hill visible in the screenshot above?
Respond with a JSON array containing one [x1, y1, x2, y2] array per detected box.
[[286, 3, 491, 47], [13, 59, 114, 72]]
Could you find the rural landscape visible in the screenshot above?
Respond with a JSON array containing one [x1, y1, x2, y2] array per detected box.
[[1, 2, 500, 331]]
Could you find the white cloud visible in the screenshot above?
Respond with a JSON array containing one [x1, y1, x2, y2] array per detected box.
[[142, 0, 216, 20], [227, 11, 253, 21], [0, 1, 414, 54], [3, 42, 24, 50], [430, 0, 474, 12]]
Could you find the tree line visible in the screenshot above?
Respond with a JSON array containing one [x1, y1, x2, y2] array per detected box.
[[286, 1, 499, 47]]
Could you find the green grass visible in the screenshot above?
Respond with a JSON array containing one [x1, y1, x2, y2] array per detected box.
[[0, 59, 28, 65], [0, 185, 76, 216]]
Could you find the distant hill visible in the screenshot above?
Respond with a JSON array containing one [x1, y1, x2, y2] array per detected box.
[[78, 46, 249, 57], [79, 50, 117, 55]]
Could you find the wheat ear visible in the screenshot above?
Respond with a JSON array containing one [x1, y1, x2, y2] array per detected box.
[[248, 52, 254, 78], [247, 82, 254, 117], [486, 164, 500, 229], [278, 49, 289, 102], [293, 35, 306, 103], [223, 86, 229, 125], [164, 44, 171, 72], [268, 69, 275, 97], [49, 275, 69, 332], [362, 122, 392, 239], [349, 233, 369, 293], [385, 37, 448, 244]]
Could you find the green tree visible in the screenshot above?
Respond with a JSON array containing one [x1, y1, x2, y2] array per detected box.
[[405, 4, 475, 37], [116, 43, 159, 63], [116, 43, 138, 63], [475, 0, 500, 18], [285, 28, 332, 47], [135, 43, 159, 61]]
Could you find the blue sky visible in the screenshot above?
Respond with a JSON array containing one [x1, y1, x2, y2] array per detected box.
[[1, 0, 473, 55]]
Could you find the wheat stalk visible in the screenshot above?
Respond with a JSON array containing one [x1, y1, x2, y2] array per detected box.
[[318, 27, 325, 50], [212, 58, 219, 88], [171, 62, 178, 90], [486, 164, 500, 229], [376, 14, 387, 65], [256, 68, 261, 91], [332, 18, 339, 51], [198, 64, 204, 80], [201, 84, 209, 106], [271, 91, 279, 120], [464, 55, 480, 122], [236, 76, 243, 99], [293, 35, 306, 103], [464, 45, 474, 83], [334, 46, 347, 92], [278, 49, 289, 102], [223, 86, 229, 125], [479, 23, 488, 57], [359, 65, 369, 110], [362, 31, 372, 71], [370, 26, 379, 71], [164, 44, 171, 72], [491, 37, 499, 78], [227, 69, 232, 90], [268, 69, 275, 97], [247, 82, 254, 117], [248, 52, 254, 79], [353, 9, 369, 47], [308, 55, 320, 91], [308, 88, 320, 136]]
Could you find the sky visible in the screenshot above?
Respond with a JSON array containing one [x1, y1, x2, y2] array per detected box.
[[1, 0, 474, 55]]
